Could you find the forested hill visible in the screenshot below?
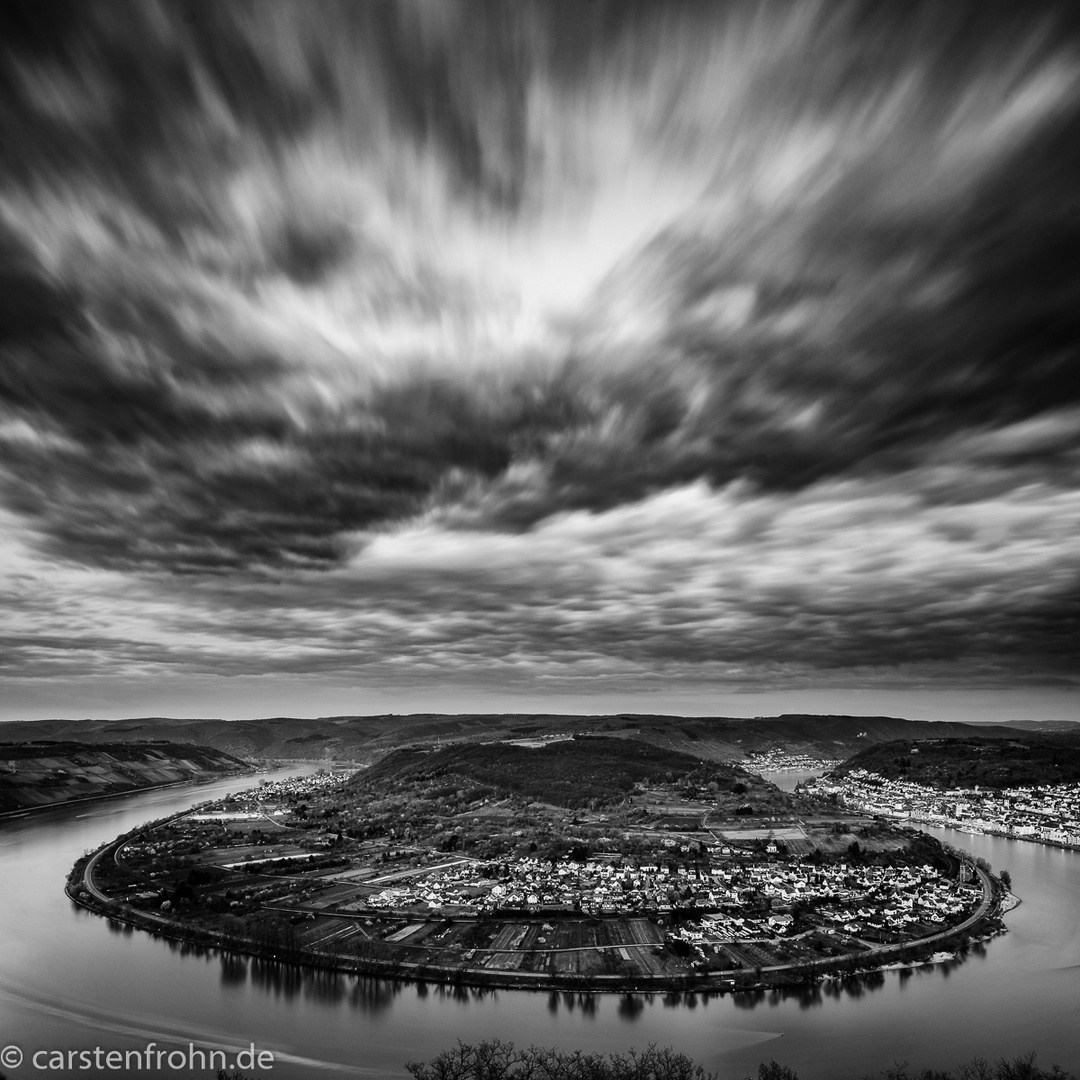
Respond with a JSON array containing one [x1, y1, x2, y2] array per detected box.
[[0, 712, 1032, 766], [0, 741, 250, 814], [832, 734, 1080, 789], [353, 736, 771, 810]]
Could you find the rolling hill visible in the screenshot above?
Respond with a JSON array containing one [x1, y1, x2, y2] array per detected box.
[[0, 712, 1037, 768], [0, 740, 250, 814], [355, 734, 759, 809], [831, 733, 1080, 788]]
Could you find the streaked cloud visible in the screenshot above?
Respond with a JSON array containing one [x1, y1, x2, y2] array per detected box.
[[1, 1, 1078, 717]]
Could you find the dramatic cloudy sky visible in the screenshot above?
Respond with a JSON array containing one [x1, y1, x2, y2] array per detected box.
[[2, 0, 1079, 722]]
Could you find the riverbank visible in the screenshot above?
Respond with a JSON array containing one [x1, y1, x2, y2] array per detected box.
[[909, 817, 1080, 854], [0, 767, 254, 821]]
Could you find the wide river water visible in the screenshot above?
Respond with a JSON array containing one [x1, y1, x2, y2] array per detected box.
[[1, 769, 1078, 1080]]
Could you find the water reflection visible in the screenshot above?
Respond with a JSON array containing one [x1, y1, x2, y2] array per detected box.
[[733, 989, 766, 1010], [348, 975, 400, 1014], [248, 957, 306, 999], [550, 990, 605, 1015], [729, 968, 892, 1010], [792, 985, 822, 1010], [701, 944, 993, 1011], [90, 911, 991, 1022], [430, 981, 493, 1006], [220, 952, 248, 986], [302, 969, 347, 1006]]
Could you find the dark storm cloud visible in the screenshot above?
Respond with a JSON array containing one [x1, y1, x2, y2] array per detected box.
[[1, 1, 1079, 702], [2, 1, 1079, 563], [0, 214, 536, 570], [0, 0, 329, 229], [458, 90, 1080, 526]]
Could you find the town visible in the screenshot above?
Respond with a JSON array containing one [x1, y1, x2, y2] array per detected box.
[[740, 750, 842, 773], [804, 770, 1080, 848]]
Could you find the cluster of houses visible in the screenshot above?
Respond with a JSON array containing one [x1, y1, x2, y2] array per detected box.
[[743, 751, 841, 772], [806, 771, 1080, 847], [233, 771, 347, 806], [368, 857, 686, 914], [710, 861, 979, 934], [363, 851, 978, 942]]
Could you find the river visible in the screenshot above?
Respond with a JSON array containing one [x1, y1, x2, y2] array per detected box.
[[1, 771, 1079, 1080]]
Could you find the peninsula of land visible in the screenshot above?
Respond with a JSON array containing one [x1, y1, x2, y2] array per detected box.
[[67, 733, 1010, 992]]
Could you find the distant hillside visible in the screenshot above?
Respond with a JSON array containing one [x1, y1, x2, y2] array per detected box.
[[984, 720, 1080, 733], [0, 741, 250, 814], [356, 735, 761, 809], [832, 734, 1080, 789], [0, 712, 1034, 766]]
